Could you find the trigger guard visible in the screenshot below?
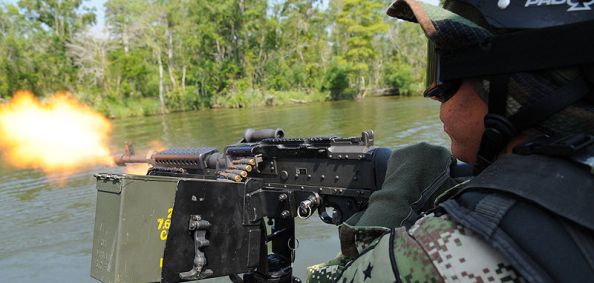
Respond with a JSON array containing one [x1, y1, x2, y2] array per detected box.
[[317, 206, 343, 225]]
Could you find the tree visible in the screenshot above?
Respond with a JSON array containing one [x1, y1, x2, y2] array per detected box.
[[105, 0, 146, 97], [1, 0, 430, 115], [16, 0, 96, 91], [335, 0, 387, 96], [266, 0, 330, 91], [383, 21, 427, 95], [66, 35, 113, 94]]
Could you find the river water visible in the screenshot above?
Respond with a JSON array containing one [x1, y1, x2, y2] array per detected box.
[[0, 96, 449, 283]]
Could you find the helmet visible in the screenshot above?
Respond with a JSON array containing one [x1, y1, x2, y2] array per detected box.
[[387, 0, 594, 171]]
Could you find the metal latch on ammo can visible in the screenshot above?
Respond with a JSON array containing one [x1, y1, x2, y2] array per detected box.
[[179, 215, 213, 280]]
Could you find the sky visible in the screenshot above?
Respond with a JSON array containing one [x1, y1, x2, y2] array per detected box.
[[86, 0, 107, 37], [1, 0, 106, 36], [2, 0, 440, 38]]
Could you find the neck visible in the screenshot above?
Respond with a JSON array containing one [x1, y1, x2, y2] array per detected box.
[[504, 132, 529, 154], [504, 128, 546, 155]]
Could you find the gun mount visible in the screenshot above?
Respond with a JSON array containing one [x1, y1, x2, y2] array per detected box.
[[92, 129, 391, 283]]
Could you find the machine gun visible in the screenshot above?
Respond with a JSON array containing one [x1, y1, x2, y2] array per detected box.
[[91, 129, 392, 283]]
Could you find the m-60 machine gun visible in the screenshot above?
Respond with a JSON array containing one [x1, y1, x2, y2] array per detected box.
[[91, 129, 392, 283]]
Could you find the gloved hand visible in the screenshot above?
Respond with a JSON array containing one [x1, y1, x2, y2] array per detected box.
[[353, 142, 460, 227]]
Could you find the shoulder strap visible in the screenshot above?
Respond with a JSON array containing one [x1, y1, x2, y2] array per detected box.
[[570, 142, 594, 174], [514, 134, 594, 173], [441, 194, 554, 283], [464, 153, 594, 230]]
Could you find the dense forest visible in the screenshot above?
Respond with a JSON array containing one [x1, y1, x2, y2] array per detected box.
[[0, 0, 427, 117]]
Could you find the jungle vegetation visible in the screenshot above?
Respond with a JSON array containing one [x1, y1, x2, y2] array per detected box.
[[0, 0, 427, 117]]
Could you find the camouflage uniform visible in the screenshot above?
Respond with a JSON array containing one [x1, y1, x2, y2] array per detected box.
[[307, 214, 524, 283], [307, 142, 525, 282]]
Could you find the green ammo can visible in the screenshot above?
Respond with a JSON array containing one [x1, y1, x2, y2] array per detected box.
[[91, 173, 180, 283]]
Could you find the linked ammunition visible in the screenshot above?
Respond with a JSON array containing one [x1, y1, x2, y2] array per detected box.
[[232, 158, 256, 166], [226, 169, 248, 178], [218, 172, 242, 182], [229, 164, 252, 172]]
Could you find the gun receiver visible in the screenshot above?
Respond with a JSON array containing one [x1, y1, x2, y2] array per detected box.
[[92, 129, 391, 283]]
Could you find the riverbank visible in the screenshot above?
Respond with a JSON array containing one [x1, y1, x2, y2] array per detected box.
[[91, 90, 329, 119], [81, 88, 400, 119]]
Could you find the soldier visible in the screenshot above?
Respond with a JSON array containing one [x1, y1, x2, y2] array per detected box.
[[308, 0, 594, 282]]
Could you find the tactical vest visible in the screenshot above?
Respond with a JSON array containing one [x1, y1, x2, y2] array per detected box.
[[440, 143, 594, 283]]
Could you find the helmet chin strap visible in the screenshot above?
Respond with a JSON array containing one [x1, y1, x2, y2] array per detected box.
[[475, 76, 512, 174], [474, 76, 590, 174]]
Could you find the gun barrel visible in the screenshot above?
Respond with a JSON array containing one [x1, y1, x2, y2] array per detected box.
[[113, 154, 152, 166], [113, 147, 221, 171]]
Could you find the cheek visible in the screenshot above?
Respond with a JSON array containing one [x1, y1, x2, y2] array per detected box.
[[438, 82, 488, 163], [441, 92, 486, 135], [439, 99, 462, 135], [467, 101, 487, 137]]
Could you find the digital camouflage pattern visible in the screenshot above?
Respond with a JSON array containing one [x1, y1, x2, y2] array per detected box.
[[307, 214, 525, 283], [307, 225, 390, 283]]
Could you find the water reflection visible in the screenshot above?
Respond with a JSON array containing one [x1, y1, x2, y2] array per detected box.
[[0, 96, 448, 282]]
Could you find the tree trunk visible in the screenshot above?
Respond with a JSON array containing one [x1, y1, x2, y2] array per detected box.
[[215, 40, 223, 63], [99, 41, 108, 93], [157, 50, 166, 114], [374, 59, 383, 88], [182, 65, 186, 92], [122, 25, 135, 97], [122, 25, 130, 54], [166, 20, 177, 89], [357, 71, 366, 98], [201, 74, 206, 97], [361, 75, 366, 97]]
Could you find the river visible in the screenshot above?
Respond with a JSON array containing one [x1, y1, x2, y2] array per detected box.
[[0, 96, 449, 282]]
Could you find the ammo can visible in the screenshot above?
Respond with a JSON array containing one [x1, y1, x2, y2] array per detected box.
[[91, 173, 179, 283]]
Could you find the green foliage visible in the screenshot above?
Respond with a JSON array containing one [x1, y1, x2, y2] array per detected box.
[[383, 62, 418, 96], [335, 0, 388, 95], [164, 86, 203, 112], [109, 49, 151, 97], [322, 58, 354, 100], [94, 96, 162, 118], [382, 22, 428, 96], [0, 0, 429, 117], [212, 87, 328, 109]]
